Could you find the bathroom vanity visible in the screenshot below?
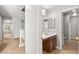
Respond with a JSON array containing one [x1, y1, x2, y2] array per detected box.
[[42, 35, 57, 52], [42, 9, 56, 52], [42, 18, 57, 52]]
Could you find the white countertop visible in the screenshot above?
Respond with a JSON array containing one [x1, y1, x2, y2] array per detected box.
[[42, 33, 56, 39]]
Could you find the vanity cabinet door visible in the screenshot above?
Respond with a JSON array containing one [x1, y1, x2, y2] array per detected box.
[[43, 35, 57, 52], [43, 37, 54, 52], [49, 37, 54, 51], [53, 35, 57, 49], [43, 38, 50, 52]]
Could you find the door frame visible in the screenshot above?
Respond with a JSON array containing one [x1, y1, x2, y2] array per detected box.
[[61, 6, 79, 48], [2, 19, 12, 39]]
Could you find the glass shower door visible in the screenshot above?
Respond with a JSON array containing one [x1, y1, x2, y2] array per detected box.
[[70, 15, 78, 39], [78, 15, 79, 38], [63, 14, 70, 41]]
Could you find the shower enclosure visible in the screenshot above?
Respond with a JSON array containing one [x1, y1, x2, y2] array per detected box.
[[63, 8, 79, 41]]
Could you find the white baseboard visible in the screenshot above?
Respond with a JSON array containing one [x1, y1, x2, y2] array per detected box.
[[56, 46, 62, 50], [13, 36, 20, 39], [19, 43, 24, 47]]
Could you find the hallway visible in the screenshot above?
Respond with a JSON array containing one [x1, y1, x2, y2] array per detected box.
[[0, 38, 25, 54]]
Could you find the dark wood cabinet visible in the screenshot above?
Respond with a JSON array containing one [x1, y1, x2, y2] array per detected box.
[[43, 35, 57, 52]]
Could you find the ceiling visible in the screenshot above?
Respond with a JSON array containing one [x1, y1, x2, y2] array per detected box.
[[43, 5, 56, 10], [0, 5, 78, 19], [0, 5, 25, 19], [43, 5, 79, 11]]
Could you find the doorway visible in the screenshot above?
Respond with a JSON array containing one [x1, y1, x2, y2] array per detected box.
[[3, 19, 12, 39], [61, 7, 79, 53], [0, 18, 25, 54]]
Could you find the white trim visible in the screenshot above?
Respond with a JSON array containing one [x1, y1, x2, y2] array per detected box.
[[13, 36, 20, 39], [60, 6, 79, 50], [56, 46, 62, 50], [19, 29, 25, 47], [19, 43, 24, 47], [61, 7, 79, 13], [69, 19, 71, 40]]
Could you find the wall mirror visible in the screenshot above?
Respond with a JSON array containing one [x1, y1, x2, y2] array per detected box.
[[43, 17, 55, 29]]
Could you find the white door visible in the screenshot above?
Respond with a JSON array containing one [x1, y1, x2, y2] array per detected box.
[[0, 16, 2, 45]]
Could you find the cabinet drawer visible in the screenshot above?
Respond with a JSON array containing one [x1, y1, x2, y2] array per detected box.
[[43, 38, 50, 52]]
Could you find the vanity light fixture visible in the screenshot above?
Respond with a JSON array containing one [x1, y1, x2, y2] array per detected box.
[[42, 9, 46, 16], [72, 9, 77, 16]]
